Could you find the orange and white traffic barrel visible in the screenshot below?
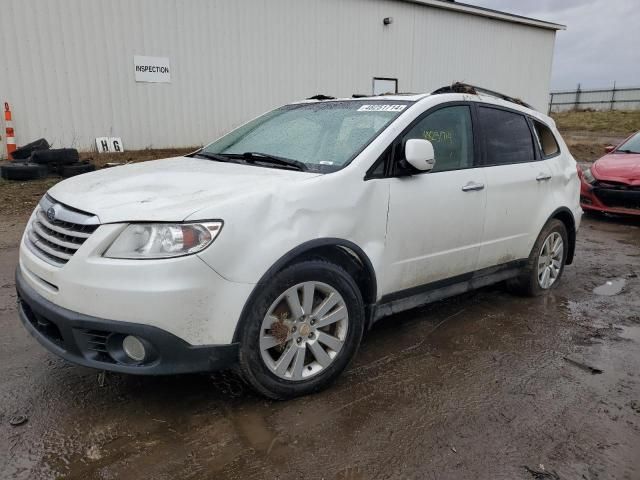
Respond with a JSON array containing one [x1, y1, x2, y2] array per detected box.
[[4, 102, 16, 160]]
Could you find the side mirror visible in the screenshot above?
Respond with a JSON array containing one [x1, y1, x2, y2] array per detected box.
[[605, 145, 615, 153], [404, 139, 435, 172]]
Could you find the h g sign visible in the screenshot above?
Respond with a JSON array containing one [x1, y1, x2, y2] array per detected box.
[[95, 137, 124, 153]]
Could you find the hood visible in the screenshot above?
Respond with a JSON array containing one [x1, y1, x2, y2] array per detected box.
[[592, 153, 640, 185], [48, 157, 321, 223]]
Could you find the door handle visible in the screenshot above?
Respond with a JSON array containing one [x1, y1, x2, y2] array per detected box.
[[461, 181, 485, 192], [536, 173, 552, 181]]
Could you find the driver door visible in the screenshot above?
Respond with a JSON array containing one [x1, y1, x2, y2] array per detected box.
[[381, 104, 487, 296]]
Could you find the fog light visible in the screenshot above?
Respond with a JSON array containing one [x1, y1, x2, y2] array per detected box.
[[122, 335, 146, 362]]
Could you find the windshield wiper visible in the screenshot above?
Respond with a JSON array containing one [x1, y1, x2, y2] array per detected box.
[[192, 151, 236, 162], [241, 152, 308, 171], [616, 149, 640, 154], [194, 150, 308, 171]]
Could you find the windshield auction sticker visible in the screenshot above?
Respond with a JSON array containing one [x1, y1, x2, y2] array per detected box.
[[357, 105, 407, 112]]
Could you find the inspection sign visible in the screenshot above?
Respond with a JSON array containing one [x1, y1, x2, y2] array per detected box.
[[134, 56, 171, 83]]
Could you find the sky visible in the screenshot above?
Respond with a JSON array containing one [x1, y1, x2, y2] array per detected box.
[[470, 0, 640, 91]]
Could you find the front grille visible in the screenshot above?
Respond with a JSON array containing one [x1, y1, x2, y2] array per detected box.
[[25, 196, 99, 266], [593, 183, 640, 210]]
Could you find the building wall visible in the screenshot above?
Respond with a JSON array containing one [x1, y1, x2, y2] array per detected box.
[[0, 0, 557, 155]]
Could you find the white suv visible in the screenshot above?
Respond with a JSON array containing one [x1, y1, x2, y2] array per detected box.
[[16, 85, 581, 399]]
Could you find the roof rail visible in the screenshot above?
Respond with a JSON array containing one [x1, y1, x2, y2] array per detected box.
[[432, 82, 533, 109]]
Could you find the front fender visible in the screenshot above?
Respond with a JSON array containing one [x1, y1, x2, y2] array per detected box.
[[195, 171, 389, 286]]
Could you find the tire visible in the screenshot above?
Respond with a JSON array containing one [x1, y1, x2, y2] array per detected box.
[[0, 163, 48, 181], [238, 260, 365, 399], [11, 156, 30, 164], [11, 138, 50, 160], [30, 148, 79, 165], [61, 161, 95, 178], [507, 219, 568, 296]]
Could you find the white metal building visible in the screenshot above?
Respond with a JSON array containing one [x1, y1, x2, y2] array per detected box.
[[0, 0, 564, 156]]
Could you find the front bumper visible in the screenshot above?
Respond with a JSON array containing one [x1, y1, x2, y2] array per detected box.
[[16, 266, 239, 375], [580, 180, 640, 216]]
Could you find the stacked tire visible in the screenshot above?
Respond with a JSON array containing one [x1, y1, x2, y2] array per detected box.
[[0, 163, 48, 181], [2, 145, 94, 180], [60, 161, 95, 177], [10, 138, 50, 161], [1, 137, 50, 180], [31, 149, 94, 177]]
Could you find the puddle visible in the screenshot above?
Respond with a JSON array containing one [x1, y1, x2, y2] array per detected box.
[[620, 325, 640, 343], [593, 278, 626, 296]]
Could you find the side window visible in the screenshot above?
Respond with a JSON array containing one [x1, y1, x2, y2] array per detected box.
[[401, 105, 474, 172], [478, 107, 535, 165], [367, 145, 391, 179], [532, 119, 560, 157]]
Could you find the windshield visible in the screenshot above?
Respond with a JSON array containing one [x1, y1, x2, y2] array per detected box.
[[616, 132, 640, 154], [200, 101, 411, 172]]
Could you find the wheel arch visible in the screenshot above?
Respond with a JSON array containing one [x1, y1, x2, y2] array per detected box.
[[232, 238, 378, 343], [547, 207, 577, 265]]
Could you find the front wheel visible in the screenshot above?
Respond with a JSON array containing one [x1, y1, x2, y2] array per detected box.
[[238, 260, 365, 399], [507, 219, 569, 296]]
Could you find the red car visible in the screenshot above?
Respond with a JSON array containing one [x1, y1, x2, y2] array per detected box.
[[579, 131, 640, 216]]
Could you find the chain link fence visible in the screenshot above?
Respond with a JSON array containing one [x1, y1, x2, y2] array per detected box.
[[548, 84, 640, 113]]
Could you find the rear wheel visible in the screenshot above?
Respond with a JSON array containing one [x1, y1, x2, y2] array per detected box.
[[507, 219, 568, 296], [238, 261, 365, 399]]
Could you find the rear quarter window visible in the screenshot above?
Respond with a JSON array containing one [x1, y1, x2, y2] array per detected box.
[[532, 119, 560, 157], [479, 107, 535, 165]]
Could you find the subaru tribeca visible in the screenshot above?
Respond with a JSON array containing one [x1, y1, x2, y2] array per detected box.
[[16, 85, 582, 399]]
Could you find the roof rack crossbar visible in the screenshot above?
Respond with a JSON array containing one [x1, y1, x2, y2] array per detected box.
[[307, 94, 336, 101], [432, 82, 533, 109]]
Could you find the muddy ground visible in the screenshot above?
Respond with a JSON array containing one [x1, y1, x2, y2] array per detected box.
[[0, 209, 639, 479], [562, 131, 627, 163], [551, 110, 640, 162]]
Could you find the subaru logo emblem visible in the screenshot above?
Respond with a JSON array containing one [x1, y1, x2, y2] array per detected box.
[[46, 206, 56, 222]]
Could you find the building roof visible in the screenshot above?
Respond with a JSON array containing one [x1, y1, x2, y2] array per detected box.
[[402, 0, 566, 31]]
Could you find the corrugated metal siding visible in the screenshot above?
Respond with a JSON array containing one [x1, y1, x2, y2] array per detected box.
[[0, 0, 556, 155]]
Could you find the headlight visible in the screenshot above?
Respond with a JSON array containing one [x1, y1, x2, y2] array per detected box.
[[104, 221, 223, 259], [582, 168, 596, 185]]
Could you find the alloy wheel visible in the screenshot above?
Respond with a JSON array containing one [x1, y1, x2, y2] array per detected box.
[[259, 281, 349, 381], [537, 232, 563, 289]]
